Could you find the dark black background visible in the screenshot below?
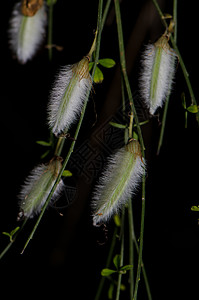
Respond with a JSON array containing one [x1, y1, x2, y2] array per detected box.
[[0, 1, 199, 299]]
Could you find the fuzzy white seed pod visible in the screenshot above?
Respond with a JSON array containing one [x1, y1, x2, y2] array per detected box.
[[9, 1, 47, 64], [18, 157, 64, 219], [139, 35, 177, 115], [92, 140, 145, 226], [47, 57, 92, 136]]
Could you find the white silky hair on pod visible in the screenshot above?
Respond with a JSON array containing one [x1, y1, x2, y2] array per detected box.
[[47, 62, 92, 136], [139, 42, 176, 115], [9, 2, 47, 64], [92, 145, 145, 226], [18, 163, 64, 218]]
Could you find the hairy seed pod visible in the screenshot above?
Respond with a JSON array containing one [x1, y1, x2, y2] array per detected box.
[[92, 140, 145, 226], [18, 157, 64, 219], [139, 35, 177, 115], [21, 0, 43, 17], [48, 57, 92, 136], [9, 1, 47, 64]]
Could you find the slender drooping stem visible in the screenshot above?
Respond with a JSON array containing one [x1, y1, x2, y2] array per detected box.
[[21, 0, 104, 254], [0, 218, 27, 260], [114, 1, 146, 299], [47, 0, 54, 61], [115, 209, 125, 300], [128, 199, 152, 300], [113, 0, 144, 151], [128, 199, 134, 298], [152, 0, 198, 122], [157, 0, 178, 154]]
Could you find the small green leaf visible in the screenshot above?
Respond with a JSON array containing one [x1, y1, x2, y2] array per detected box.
[[191, 206, 199, 211], [113, 254, 121, 270], [62, 170, 72, 177], [2, 232, 11, 239], [99, 58, 116, 68], [187, 105, 198, 113], [2, 226, 20, 242], [108, 283, 114, 299], [10, 227, 20, 237], [109, 122, 127, 129], [114, 214, 121, 227], [101, 268, 117, 276], [94, 66, 104, 83], [36, 140, 51, 147], [120, 264, 133, 271]]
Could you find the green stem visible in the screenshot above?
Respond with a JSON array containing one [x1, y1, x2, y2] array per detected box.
[[115, 208, 125, 300], [173, 0, 177, 43], [128, 199, 134, 299], [0, 218, 28, 260], [128, 200, 152, 300], [114, 0, 144, 152], [54, 136, 65, 156], [47, 0, 54, 61], [157, 0, 178, 155], [114, 1, 146, 299], [21, 0, 104, 254], [133, 173, 146, 300], [94, 226, 118, 300], [152, 0, 199, 123]]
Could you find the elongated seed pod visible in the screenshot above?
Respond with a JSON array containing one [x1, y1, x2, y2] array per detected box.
[[47, 57, 92, 136], [9, 1, 47, 64], [92, 140, 145, 226], [18, 157, 64, 219], [139, 35, 177, 114]]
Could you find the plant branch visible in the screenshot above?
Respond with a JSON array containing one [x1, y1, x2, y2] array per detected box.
[[114, 0, 144, 152], [115, 208, 125, 300], [114, 1, 146, 299], [47, 0, 54, 61], [0, 218, 28, 260], [21, 0, 104, 254], [152, 0, 198, 123], [157, 0, 178, 155]]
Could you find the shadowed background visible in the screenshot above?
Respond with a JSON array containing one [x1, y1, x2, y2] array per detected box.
[[0, 1, 199, 299]]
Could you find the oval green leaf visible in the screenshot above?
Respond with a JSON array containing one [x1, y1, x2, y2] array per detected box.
[[120, 264, 133, 271], [113, 254, 121, 270], [191, 206, 199, 211], [101, 268, 117, 276], [62, 170, 72, 177], [109, 122, 127, 129], [99, 58, 116, 68], [94, 66, 104, 83], [187, 105, 198, 113], [36, 140, 51, 147]]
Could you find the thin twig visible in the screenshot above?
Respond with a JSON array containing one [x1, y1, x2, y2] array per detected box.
[[115, 208, 125, 300], [21, 0, 104, 254], [113, 0, 145, 152], [157, 0, 177, 155], [47, 0, 54, 61], [152, 0, 198, 122], [114, 1, 146, 299], [128, 200, 152, 300]]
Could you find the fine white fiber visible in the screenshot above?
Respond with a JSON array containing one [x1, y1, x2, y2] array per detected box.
[[18, 160, 64, 218], [48, 57, 92, 136], [9, 2, 47, 64], [92, 141, 145, 226], [139, 37, 177, 115]]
